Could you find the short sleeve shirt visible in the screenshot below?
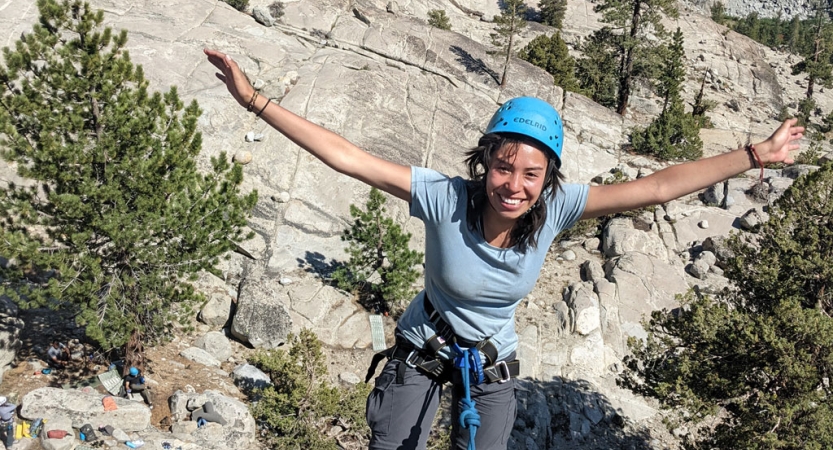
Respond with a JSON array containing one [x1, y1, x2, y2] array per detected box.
[[396, 167, 588, 361], [47, 343, 65, 360]]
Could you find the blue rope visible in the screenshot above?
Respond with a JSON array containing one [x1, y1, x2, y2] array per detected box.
[[452, 343, 481, 450]]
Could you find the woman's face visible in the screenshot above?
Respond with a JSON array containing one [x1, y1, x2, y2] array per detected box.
[[484, 141, 549, 226]]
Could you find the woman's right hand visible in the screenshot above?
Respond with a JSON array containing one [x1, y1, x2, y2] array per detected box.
[[204, 49, 255, 109]]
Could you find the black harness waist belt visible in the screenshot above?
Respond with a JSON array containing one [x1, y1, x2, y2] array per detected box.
[[364, 295, 520, 385]]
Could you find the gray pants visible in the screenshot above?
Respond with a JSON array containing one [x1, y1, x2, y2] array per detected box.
[[366, 359, 516, 450]]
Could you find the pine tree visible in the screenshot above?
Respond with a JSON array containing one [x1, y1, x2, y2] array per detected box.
[[622, 162, 833, 448], [332, 188, 423, 315], [537, 0, 567, 29], [592, 0, 679, 114], [630, 28, 703, 160], [518, 32, 581, 92], [491, 0, 527, 87], [0, 0, 257, 355], [789, 0, 833, 119], [576, 28, 621, 108], [710, 1, 727, 25], [427, 9, 452, 30]]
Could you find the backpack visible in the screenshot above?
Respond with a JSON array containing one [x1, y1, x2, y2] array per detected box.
[[79, 424, 97, 441]]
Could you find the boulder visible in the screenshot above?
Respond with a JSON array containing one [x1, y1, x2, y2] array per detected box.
[[180, 347, 221, 367], [564, 282, 600, 336], [40, 415, 74, 450], [194, 332, 233, 362], [168, 390, 256, 449], [231, 278, 293, 349], [199, 293, 233, 328], [602, 217, 666, 261], [20, 388, 150, 431], [0, 312, 24, 385], [252, 7, 275, 26], [231, 364, 272, 392]]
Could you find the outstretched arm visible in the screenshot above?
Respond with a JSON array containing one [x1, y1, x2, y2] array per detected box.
[[204, 49, 412, 202], [581, 119, 804, 219]]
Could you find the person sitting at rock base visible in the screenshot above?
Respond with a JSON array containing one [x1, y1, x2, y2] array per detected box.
[[0, 396, 16, 449], [122, 367, 154, 409], [46, 340, 70, 368]]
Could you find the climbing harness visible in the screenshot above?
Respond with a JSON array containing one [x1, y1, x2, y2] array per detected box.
[[365, 296, 521, 449], [365, 296, 519, 385]]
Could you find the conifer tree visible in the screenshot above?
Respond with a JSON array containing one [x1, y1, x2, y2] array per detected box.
[[791, 2, 833, 104], [622, 162, 833, 448], [518, 32, 581, 92], [575, 28, 621, 108], [537, 0, 567, 29], [427, 9, 452, 30], [630, 28, 703, 160], [0, 0, 257, 356], [591, 0, 678, 114], [332, 188, 423, 315], [491, 0, 528, 87], [710, 1, 727, 25]]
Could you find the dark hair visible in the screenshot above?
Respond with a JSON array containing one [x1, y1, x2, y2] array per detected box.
[[464, 133, 564, 252]]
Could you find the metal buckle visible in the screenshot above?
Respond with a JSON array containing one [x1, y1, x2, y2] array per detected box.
[[495, 361, 511, 384], [404, 350, 420, 368]]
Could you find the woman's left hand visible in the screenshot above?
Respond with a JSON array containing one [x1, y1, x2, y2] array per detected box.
[[756, 118, 805, 165]]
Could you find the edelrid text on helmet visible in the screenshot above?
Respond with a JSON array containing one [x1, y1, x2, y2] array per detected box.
[[484, 97, 564, 168]]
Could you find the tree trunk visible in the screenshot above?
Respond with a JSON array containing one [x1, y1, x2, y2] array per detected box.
[[501, 19, 516, 87], [617, 0, 643, 115], [124, 329, 145, 375]]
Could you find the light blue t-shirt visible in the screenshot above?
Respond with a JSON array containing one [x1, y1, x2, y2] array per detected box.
[[397, 166, 589, 361]]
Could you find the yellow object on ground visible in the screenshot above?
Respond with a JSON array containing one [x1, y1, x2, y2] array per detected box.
[[14, 424, 22, 440]]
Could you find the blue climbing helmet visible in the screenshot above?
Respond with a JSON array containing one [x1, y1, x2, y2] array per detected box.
[[484, 96, 564, 168], [129, 367, 139, 377]]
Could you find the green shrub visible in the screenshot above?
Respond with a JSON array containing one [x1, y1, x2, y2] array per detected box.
[[223, 0, 249, 12], [268, 1, 285, 18], [427, 9, 451, 30], [250, 329, 372, 449]]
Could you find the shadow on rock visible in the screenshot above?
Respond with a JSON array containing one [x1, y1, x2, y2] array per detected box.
[[511, 377, 654, 450], [449, 45, 500, 85], [296, 251, 342, 278]]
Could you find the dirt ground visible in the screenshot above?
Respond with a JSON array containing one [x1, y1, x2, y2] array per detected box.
[[1, 305, 378, 440], [0, 307, 256, 432]]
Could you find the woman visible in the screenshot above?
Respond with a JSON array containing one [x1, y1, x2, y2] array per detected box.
[[204, 49, 803, 450]]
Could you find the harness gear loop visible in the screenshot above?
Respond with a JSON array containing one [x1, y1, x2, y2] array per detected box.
[[452, 342, 481, 450]]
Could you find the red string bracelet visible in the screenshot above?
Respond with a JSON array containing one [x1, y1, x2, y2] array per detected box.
[[745, 144, 764, 183]]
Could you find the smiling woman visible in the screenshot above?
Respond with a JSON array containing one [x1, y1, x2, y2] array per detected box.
[[204, 47, 804, 450]]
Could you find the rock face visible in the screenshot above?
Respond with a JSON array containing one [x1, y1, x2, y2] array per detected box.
[[0, 296, 24, 385], [20, 387, 150, 431]]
